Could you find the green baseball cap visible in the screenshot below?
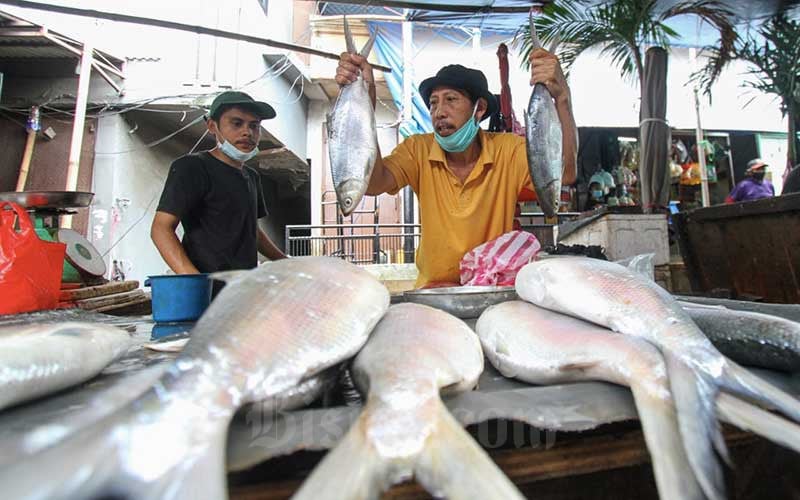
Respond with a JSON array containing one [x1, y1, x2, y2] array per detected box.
[[208, 91, 276, 120]]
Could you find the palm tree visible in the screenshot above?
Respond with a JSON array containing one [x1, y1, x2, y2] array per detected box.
[[519, 0, 737, 96], [695, 13, 800, 168]]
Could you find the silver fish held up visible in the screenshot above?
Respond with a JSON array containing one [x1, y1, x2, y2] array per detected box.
[[328, 16, 380, 216], [516, 257, 800, 500], [0, 257, 390, 500], [0, 322, 133, 411], [524, 13, 563, 217], [477, 300, 800, 500], [293, 303, 524, 500], [682, 302, 800, 373]]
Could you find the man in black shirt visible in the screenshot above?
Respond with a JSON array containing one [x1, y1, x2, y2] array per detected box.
[[151, 91, 287, 275]]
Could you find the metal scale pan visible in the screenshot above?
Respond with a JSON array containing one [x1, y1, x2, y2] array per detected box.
[[0, 191, 94, 210]]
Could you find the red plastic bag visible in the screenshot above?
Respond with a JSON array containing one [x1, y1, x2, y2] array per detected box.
[[0, 202, 66, 314], [459, 230, 541, 286]]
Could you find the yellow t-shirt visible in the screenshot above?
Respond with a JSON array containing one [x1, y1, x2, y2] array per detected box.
[[383, 130, 533, 288]]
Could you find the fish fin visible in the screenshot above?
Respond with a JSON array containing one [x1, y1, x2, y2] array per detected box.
[[414, 399, 525, 500], [631, 388, 705, 500], [665, 354, 728, 500], [717, 392, 800, 454], [720, 361, 800, 422], [0, 397, 229, 500], [528, 11, 542, 50], [209, 269, 246, 283], [548, 34, 561, 54], [343, 15, 356, 54], [292, 414, 391, 500], [359, 27, 379, 59], [561, 361, 597, 372]]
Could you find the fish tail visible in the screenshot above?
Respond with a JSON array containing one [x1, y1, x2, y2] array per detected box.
[[721, 361, 800, 422], [414, 399, 525, 500], [665, 353, 728, 500], [292, 413, 391, 500], [359, 26, 379, 58], [630, 387, 705, 500], [343, 15, 356, 54], [528, 11, 542, 50], [717, 392, 800, 454], [0, 394, 229, 500]]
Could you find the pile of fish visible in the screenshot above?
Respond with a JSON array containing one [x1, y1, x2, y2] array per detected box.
[[328, 16, 379, 216], [1, 254, 800, 499], [502, 256, 800, 500], [295, 303, 524, 500], [0, 257, 389, 499]]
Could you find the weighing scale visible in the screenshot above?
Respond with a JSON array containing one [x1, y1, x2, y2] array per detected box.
[[0, 191, 106, 283]]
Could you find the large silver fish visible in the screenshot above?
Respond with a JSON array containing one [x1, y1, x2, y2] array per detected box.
[[0, 362, 337, 470], [328, 16, 379, 216], [516, 257, 800, 500], [524, 13, 563, 217], [293, 303, 524, 500], [0, 257, 389, 500], [682, 302, 800, 372], [0, 322, 133, 411], [477, 301, 800, 500]]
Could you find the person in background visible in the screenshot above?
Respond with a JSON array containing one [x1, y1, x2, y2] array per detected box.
[[151, 91, 287, 277], [584, 180, 606, 210], [782, 163, 800, 195], [725, 158, 775, 204]]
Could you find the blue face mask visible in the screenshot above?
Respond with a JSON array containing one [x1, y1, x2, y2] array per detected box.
[[218, 139, 259, 163], [591, 190, 604, 200], [434, 103, 480, 153]]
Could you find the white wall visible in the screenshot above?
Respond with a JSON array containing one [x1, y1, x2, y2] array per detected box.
[[91, 114, 184, 285]]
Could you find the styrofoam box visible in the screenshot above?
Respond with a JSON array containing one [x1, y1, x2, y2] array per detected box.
[[558, 214, 670, 266]]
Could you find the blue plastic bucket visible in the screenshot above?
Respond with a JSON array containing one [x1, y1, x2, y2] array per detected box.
[[144, 274, 212, 323]]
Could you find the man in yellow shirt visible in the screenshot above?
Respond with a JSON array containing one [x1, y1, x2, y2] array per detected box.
[[335, 51, 577, 288]]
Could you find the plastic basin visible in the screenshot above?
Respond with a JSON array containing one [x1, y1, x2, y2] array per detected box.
[[145, 274, 212, 323]]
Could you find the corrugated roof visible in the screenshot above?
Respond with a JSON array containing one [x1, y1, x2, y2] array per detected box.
[[0, 10, 123, 64]]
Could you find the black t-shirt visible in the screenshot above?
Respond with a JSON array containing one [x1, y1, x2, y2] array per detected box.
[[156, 152, 267, 273]]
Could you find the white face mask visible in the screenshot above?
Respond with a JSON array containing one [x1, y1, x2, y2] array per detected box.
[[218, 139, 259, 163]]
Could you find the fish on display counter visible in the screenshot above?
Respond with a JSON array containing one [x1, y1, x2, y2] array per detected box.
[[516, 256, 800, 500], [0, 322, 134, 411], [293, 303, 524, 500], [0, 256, 389, 500], [328, 16, 379, 216], [477, 300, 800, 500], [682, 302, 800, 373], [524, 12, 563, 218]]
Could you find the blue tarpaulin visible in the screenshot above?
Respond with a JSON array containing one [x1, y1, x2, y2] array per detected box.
[[320, 1, 793, 37], [368, 21, 433, 137]]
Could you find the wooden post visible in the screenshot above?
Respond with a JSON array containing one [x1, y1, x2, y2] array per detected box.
[[62, 38, 93, 229], [15, 130, 36, 192], [690, 47, 710, 208]]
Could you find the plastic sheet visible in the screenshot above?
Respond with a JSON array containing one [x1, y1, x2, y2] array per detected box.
[[615, 252, 656, 281]]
